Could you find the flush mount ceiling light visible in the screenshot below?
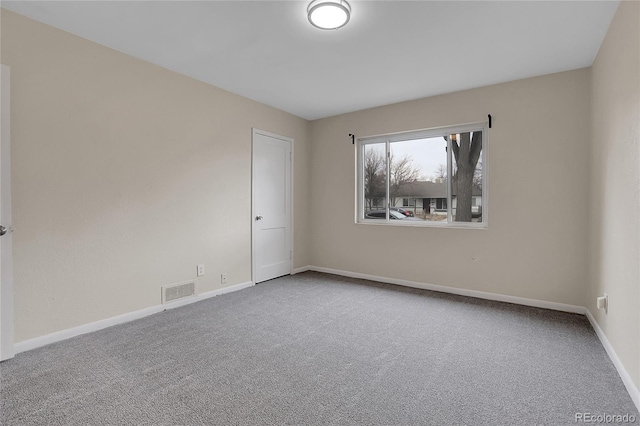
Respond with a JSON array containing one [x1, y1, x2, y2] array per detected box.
[[308, 0, 351, 30]]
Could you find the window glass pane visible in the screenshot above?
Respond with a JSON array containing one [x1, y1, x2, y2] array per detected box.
[[451, 131, 483, 223], [390, 137, 447, 222], [363, 143, 386, 216]]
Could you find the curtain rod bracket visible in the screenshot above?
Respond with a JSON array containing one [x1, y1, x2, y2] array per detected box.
[[349, 133, 355, 144], [488, 114, 492, 128]]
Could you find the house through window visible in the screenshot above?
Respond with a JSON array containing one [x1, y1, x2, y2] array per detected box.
[[357, 122, 487, 227]]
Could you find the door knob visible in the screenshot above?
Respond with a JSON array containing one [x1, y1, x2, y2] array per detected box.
[[0, 225, 6, 236], [255, 215, 263, 221]]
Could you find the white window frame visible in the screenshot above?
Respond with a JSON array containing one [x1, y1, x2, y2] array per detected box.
[[356, 122, 488, 229]]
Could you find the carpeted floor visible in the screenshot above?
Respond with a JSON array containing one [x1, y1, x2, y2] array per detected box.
[[1, 272, 638, 425]]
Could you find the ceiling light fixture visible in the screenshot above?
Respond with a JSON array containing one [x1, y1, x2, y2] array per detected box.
[[307, 0, 351, 30]]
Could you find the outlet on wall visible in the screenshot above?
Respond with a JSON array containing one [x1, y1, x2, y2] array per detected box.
[[596, 293, 608, 314], [221, 273, 228, 284], [197, 264, 205, 277]]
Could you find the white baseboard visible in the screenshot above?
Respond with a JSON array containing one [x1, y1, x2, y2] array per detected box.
[[307, 266, 585, 314], [292, 266, 310, 274], [14, 280, 254, 355], [585, 309, 640, 412]]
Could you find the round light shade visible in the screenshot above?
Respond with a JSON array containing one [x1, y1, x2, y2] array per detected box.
[[308, 0, 351, 30]]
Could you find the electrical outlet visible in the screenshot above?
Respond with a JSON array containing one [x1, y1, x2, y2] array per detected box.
[[596, 293, 608, 313], [221, 273, 228, 284], [197, 264, 205, 277]]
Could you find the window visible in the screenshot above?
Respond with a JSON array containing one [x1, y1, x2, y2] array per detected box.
[[357, 122, 487, 227]]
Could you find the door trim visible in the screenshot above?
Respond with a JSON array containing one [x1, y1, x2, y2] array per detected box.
[[1, 64, 14, 361], [251, 128, 294, 284]]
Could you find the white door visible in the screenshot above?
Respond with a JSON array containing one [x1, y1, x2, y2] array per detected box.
[[252, 129, 292, 284], [0, 64, 14, 361]]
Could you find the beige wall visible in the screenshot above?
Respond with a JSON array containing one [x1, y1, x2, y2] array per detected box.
[[310, 69, 591, 307], [1, 10, 311, 342], [588, 1, 640, 390]]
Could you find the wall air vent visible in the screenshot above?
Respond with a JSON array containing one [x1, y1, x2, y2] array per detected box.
[[161, 281, 197, 304]]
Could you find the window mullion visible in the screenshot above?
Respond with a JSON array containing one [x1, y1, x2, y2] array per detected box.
[[447, 135, 453, 223], [357, 140, 362, 220], [385, 140, 390, 221]]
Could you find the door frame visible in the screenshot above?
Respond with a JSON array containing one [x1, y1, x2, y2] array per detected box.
[[1, 64, 14, 361], [251, 128, 294, 284]]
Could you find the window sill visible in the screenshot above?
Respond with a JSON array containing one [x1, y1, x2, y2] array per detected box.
[[356, 219, 488, 230]]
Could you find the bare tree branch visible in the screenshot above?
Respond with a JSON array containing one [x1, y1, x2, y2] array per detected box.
[[364, 149, 386, 209], [389, 153, 420, 206], [435, 164, 447, 181]]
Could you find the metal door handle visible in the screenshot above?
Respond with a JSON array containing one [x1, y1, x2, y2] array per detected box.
[[0, 225, 7, 236], [255, 215, 263, 221]]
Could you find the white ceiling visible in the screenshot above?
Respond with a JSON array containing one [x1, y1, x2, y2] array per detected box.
[[1, 1, 619, 120]]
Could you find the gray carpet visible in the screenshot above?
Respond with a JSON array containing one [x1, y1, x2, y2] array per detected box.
[[1, 272, 638, 425]]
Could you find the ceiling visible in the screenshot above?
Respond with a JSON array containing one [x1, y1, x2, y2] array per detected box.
[[1, 1, 619, 120]]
